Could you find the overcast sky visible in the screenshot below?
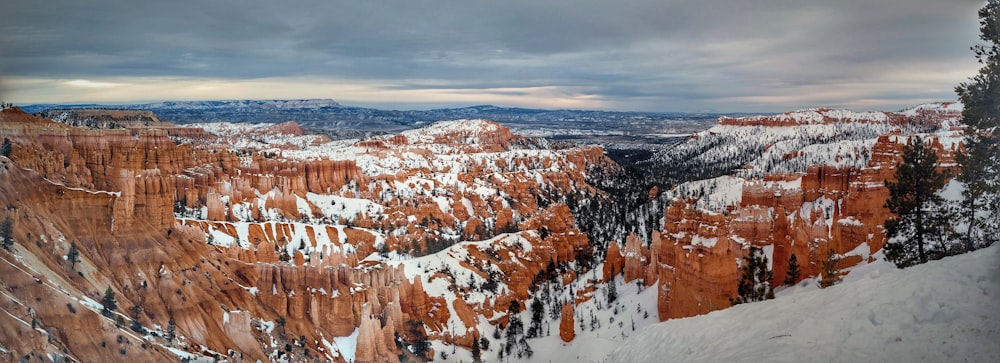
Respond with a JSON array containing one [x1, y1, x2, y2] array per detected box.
[[0, 0, 987, 112]]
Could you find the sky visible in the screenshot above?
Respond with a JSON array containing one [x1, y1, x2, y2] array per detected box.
[[0, 0, 987, 113]]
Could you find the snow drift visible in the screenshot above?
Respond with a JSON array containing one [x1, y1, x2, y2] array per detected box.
[[607, 245, 1000, 363]]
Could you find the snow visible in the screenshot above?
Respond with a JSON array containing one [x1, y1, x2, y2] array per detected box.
[[899, 101, 964, 117], [306, 193, 384, 222], [663, 176, 744, 212], [517, 272, 662, 363], [690, 235, 719, 248], [606, 245, 1000, 363], [330, 328, 360, 362]]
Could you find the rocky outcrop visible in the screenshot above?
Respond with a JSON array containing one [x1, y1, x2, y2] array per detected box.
[[654, 125, 962, 321], [560, 303, 575, 342], [656, 199, 742, 320]]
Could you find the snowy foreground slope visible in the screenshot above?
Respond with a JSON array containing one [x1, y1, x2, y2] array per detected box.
[[607, 245, 1000, 363]]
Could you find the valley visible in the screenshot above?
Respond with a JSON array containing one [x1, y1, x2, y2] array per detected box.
[[0, 99, 990, 362]]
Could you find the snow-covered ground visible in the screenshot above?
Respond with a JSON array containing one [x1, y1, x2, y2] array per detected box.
[[606, 245, 1000, 363]]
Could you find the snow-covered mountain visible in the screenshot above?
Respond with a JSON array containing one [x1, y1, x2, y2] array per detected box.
[[642, 102, 963, 185]]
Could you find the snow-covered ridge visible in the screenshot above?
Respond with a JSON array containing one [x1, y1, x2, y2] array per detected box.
[[721, 108, 891, 125], [899, 101, 964, 117], [653, 101, 963, 180], [188, 121, 327, 151], [607, 244, 1000, 363], [720, 102, 962, 126], [400, 119, 504, 144], [647, 101, 965, 215]]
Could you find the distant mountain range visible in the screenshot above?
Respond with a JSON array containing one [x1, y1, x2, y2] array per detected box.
[[19, 100, 738, 141]]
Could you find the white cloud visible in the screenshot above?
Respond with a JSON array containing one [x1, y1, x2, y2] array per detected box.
[[66, 79, 122, 88]]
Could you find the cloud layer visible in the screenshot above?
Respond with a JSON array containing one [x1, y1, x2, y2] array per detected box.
[[0, 0, 986, 112]]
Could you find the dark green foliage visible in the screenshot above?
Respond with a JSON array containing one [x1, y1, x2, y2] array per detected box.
[[67, 243, 80, 270], [731, 245, 774, 305], [130, 305, 146, 334], [422, 235, 456, 255], [884, 136, 953, 267], [956, 0, 1000, 133], [605, 275, 618, 304], [405, 320, 430, 360], [527, 298, 544, 338], [101, 287, 117, 318], [956, 0, 1000, 251], [0, 216, 13, 251], [504, 300, 531, 358], [955, 133, 999, 250], [1, 137, 11, 158], [165, 316, 177, 346], [784, 254, 800, 286], [819, 248, 842, 288], [471, 333, 483, 363]]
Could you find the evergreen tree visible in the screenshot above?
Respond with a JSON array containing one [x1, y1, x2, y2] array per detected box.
[[67, 243, 80, 270], [504, 300, 531, 357], [1, 137, 11, 158], [527, 298, 544, 338], [956, 0, 1000, 133], [0, 216, 12, 251], [130, 305, 146, 334], [471, 333, 482, 363], [955, 134, 998, 250], [166, 316, 177, 346], [101, 287, 117, 318], [405, 320, 430, 360], [783, 253, 800, 286], [731, 245, 774, 305], [605, 275, 617, 304], [956, 0, 1000, 251], [819, 248, 842, 288], [884, 136, 952, 267]]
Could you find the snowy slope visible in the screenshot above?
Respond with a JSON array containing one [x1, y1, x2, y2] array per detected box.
[[389, 232, 663, 363], [607, 245, 1000, 363], [649, 103, 963, 183]]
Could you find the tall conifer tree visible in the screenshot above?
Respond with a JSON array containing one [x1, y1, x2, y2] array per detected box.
[[884, 136, 951, 267], [956, 0, 1000, 250]]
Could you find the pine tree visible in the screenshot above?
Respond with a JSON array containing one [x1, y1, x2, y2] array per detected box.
[[471, 333, 482, 363], [783, 253, 800, 286], [166, 316, 177, 346], [957, 0, 1000, 133], [527, 298, 544, 338], [819, 248, 842, 288], [0, 216, 12, 251], [884, 136, 952, 267], [955, 135, 998, 250], [731, 245, 774, 305], [130, 305, 146, 334], [67, 243, 80, 270], [405, 320, 430, 360], [101, 287, 117, 318], [1, 137, 11, 158], [605, 275, 617, 304], [956, 0, 1000, 251]]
